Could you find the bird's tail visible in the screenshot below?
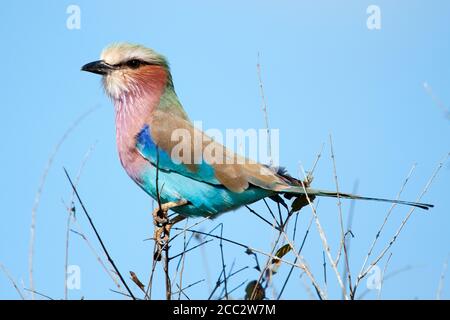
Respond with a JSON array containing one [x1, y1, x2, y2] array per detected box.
[[283, 187, 433, 211]]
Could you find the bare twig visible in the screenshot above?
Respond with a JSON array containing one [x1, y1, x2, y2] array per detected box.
[[357, 265, 414, 299], [63, 168, 135, 300], [29, 105, 99, 298], [307, 142, 325, 179], [247, 200, 324, 300], [263, 199, 281, 227], [209, 265, 248, 300], [145, 247, 159, 299], [169, 239, 213, 261], [354, 153, 448, 298], [175, 284, 191, 300], [174, 228, 306, 270], [277, 211, 315, 299], [246, 205, 280, 230], [0, 263, 25, 299], [219, 279, 247, 300], [299, 164, 348, 299], [146, 216, 210, 300], [249, 207, 282, 299], [358, 164, 416, 279], [172, 279, 205, 296], [109, 289, 143, 300], [257, 53, 272, 165], [69, 229, 122, 291], [177, 219, 189, 300], [279, 223, 325, 299], [341, 180, 358, 299], [329, 135, 352, 297], [436, 254, 449, 300], [322, 251, 327, 287], [64, 142, 97, 300], [219, 224, 229, 300], [423, 82, 450, 120], [377, 253, 393, 300], [23, 288, 53, 300]]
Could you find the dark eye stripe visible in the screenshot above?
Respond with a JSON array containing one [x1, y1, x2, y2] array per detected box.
[[112, 59, 152, 69]]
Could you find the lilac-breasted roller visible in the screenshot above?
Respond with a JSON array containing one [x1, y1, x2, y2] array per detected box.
[[81, 43, 433, 219]]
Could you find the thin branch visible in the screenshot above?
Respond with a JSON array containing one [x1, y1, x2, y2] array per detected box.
[[177, 219, 190, 300], [23, 288, 53, 300], [423, 82, 450, 120], [356, 265, 413, 300], [308, 142, 325, 179], [277, 211, 315, 299], [357, 265, 414, 299], [322, 251, 328, 287], [109, 289, 143, 300], [175, 284, 191, 300], [219, 280, 247, 300], [247, 201, 324, 300], [145, 247, 159, 300], [63, 168, 135, 300], [219, 224, 229, 300], [174, 228, 306, 270], [29, 105, 99, 298], [329, 135, 352, 297], [263, 198, 281, 228], [251, 222, 284, 300], [358, 164, 416, 280], [169, 239, 213, 261], [354, 153, 448, 297], [342, 180, 359, 299], [377, 253, 393, 300], [0, 263, 25, 299], [69, 229, 122, 291], [169, 217, 211, 243], [172, 279, 205, 296], [208, 265, 248, 300], [299, 164, 348, 299], [64, 142, 97, 300], [279, 224, 325, 299], [257, 52, 272, 165], [436, 254, 449, 300], [246, 205, 280, 230]]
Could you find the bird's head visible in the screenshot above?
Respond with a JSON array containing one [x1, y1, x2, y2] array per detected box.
[[82, 43, 171, 99]]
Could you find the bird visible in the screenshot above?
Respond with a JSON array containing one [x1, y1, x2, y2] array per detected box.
[[81, 43, 433, 225]]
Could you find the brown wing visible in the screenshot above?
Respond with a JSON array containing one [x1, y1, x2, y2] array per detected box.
[[148, 110, 291, 193]]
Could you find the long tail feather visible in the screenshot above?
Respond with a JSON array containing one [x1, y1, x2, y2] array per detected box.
[[285, 187, 433, 210]]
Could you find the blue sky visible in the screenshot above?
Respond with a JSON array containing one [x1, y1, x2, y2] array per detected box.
[[0, 0, 449, 300]]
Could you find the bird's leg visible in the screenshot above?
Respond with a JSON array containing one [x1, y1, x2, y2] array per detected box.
[[153, 199, 188, 260]]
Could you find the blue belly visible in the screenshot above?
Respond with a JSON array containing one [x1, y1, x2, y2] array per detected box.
[[137, 164, 273, 217]]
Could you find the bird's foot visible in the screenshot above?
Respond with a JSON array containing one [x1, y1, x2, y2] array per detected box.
[[152, 200, 188, 261], [152, 199, 188, 226]]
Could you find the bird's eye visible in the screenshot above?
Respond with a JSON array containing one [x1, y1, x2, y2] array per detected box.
[[126, 59, 142, 69]]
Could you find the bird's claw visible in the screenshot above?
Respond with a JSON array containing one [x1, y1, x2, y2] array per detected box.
[[153, 210, 168, 226], [151, 200, 188, 261]]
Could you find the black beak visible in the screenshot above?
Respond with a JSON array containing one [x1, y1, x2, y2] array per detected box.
[[81, 60, 113, 75]]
